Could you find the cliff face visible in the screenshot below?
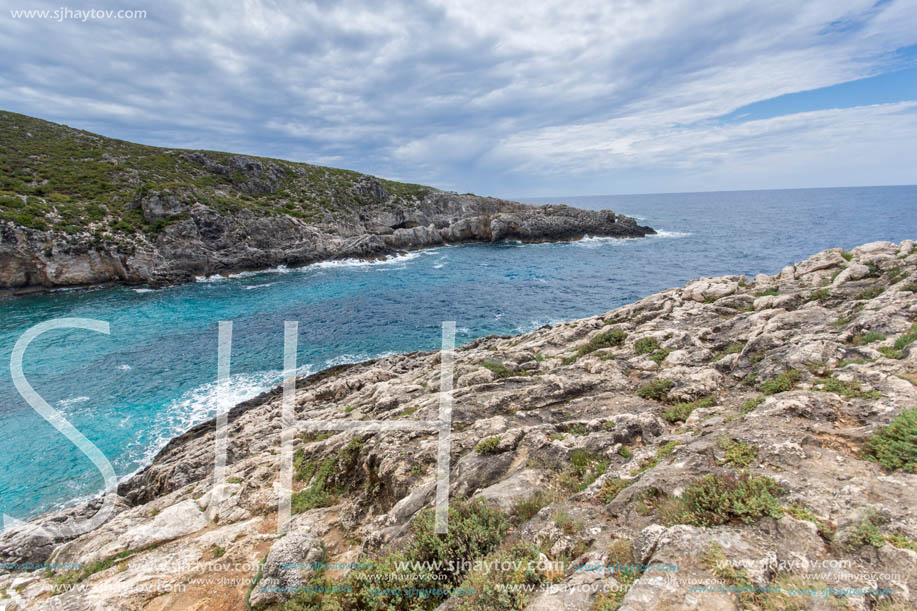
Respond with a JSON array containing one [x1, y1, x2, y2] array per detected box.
[[0, 193, 652, 290], [0, 111, 653, 291], [2, 240, 915, 610]]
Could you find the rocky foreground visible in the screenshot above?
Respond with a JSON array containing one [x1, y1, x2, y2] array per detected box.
[[2, 240, 916, 610]]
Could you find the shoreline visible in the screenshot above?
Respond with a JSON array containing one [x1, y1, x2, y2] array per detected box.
[[0, 231, 655, 299]]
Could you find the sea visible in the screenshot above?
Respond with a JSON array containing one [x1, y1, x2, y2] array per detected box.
[[1, 185, 915, 521]]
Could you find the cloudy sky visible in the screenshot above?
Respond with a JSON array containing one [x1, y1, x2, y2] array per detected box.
[[2, 0, 916, 197]]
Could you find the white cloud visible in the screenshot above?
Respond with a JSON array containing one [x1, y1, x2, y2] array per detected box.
[[2, 0, 916, 194]]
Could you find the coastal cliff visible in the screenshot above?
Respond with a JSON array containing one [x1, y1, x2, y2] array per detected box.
[[0, 111, 653, 292], [1, 240, 915, 610]]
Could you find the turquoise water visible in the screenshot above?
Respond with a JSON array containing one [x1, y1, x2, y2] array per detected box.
[[1, 185, 915, 520]]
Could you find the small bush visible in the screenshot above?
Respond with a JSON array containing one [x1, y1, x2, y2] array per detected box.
[[717, 437, 758, 467], [559, 450, 610, 492], [755, 288, 778, 297], [475, 435, 502, 454], [454, 543, 547, 610], [649, 349, 671, 365], [712, 342, 745, 362], [843, 511, 886, 551], [662, 396, 715, 423], [617, 445, 632, 459], [809, 288, 830, 302], [849, 331, 885, 346], [511, 490, 556, 524], [481, 361, 516, 379], [813, 377, 880, 399], [630, 441, 679, 475], [634, 337, 660, 355], [563, 328, 627, 364], [860, 407, 917, 473], [598, 478, 632, 503], [886, 531, 917, 552], [739, 396, 765, 413], [636, 379, 675, 402], [758, 370, 802, 395], [671, 472, 783, 527], [893, 323, 917, 352], [854, 286, 884, 300]]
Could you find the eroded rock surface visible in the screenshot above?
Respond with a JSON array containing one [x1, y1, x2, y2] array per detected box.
[[1, 241, 916, 610]]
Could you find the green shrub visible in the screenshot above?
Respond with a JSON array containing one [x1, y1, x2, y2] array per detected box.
[[813, 377, 880, 399], [901, 283, 917, 292], [843, 511, 886, 551], [809, 288, 830, 302], [634, 337, 660, 355], [662, 396, 715, 423], [670, 472, 783, 527], [454, 543, 547, 610], [841, 250, 853, 261], [717, 438, 758, 467], [558, 450, 609, 492], [303, 500, 508, 610], [649, 349, 671, 365], [598, 478, 632, 503], [563, 329, 627, 364], [712, 342, 745, 361], [617, 445, 632, 459], [481, 361, 516, 379], [758, 370, 802, 395], [739, 396, 765, 413], [886, 531, 917, 552], [511, 490, 556, 524], [893, 323, 917, 352], [635, 379, 675, 402], [630, 441, 679, 475], [861, 408, 917, 473], [855, 286, 884, 300], [849, 331, 885, 345], [475, 435, 502, 454], [755, 288, 778, 297]]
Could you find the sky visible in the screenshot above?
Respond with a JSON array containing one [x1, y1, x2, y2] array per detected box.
[[2, 0, 916, 198]]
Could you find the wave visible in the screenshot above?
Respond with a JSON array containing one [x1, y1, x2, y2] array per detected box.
[[243, 282, 277, 290], [117, 364, 132, 371], [650, 230, 692, 238], [133, 288, 156, 294], [57, 396, 90, 408], [310, 251, 424, 270]]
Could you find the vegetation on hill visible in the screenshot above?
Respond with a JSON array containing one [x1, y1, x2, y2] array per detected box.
[[0, 110, 431, 237]]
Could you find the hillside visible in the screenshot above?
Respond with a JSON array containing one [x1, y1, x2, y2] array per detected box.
[[1, 240, 915, 610], [0, 111, 654, 291]]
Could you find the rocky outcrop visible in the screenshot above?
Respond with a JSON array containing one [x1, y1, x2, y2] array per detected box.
[[0, 191, 653, 292], [1, 241, 915, 610]]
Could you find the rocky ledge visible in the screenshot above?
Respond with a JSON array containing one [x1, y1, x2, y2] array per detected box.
[[2, 240, 916, 611], [0, 190, 653, 292]]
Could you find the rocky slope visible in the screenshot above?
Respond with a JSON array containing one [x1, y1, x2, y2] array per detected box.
[[0, 111, 653, 292], [2, 240, 916, 611]]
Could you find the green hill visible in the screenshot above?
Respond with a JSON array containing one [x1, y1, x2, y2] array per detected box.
[[0, 110, 431, 236]]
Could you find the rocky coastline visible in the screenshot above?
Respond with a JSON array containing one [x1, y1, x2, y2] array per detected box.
[[1, 240, 916, 610], [0, 190, 654, 294]]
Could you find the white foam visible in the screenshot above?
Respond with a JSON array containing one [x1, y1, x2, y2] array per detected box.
[[244, 282, 276, 290], [117, 364, 132, 371], [650, 230, 691, 238], [133, 288, 155, 294], [309, 251, 423, 270], [57, 396, 90, 408]]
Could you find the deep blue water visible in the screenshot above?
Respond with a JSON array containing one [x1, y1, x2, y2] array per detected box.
[[1, 185, 915, 521]]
